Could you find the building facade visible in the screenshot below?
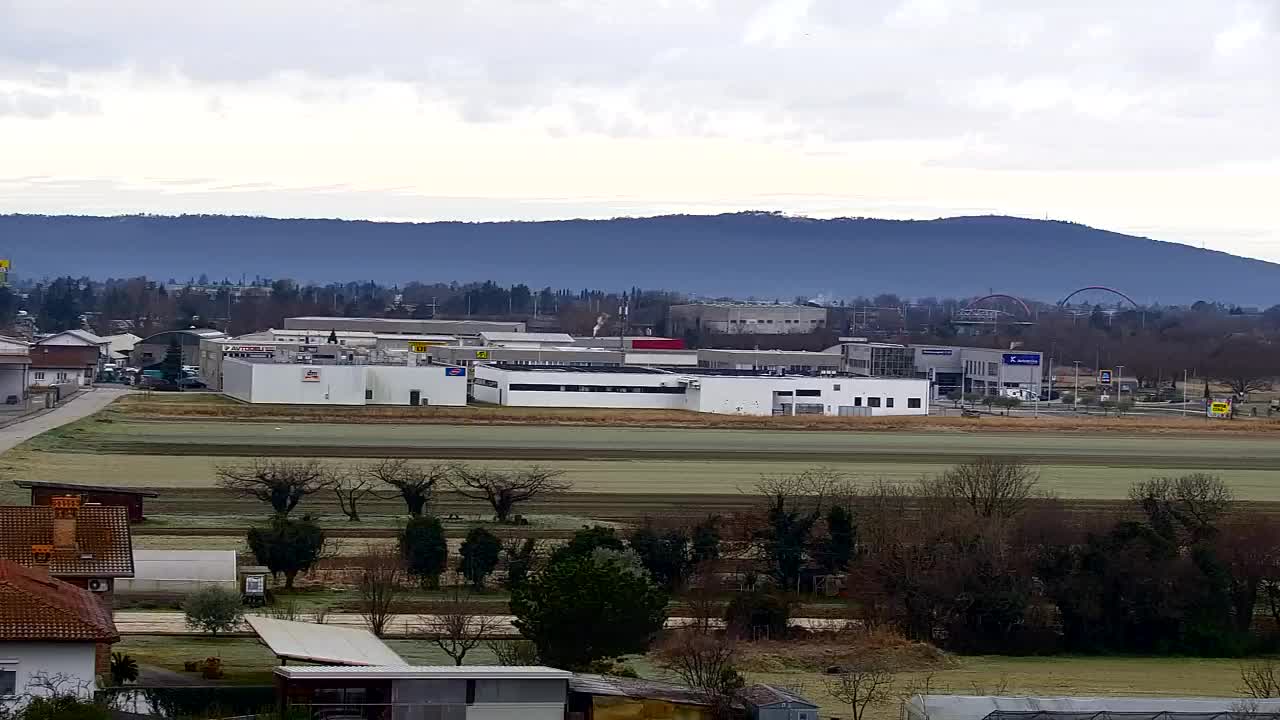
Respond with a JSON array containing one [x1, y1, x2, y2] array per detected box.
[[274, 665, 572, 720], [131, 328, 227, 368], [911, 345, 1043, 400], [697, 349, 841, 375], [669, 304, 827, 336], [222, 358, 468, 406], [473, 364, 929, 417]]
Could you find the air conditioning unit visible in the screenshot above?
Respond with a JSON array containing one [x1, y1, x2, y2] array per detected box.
[[86, 579, 109, 593]]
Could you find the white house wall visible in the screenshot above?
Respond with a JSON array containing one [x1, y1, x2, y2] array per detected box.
[[689, 376, 929, 416], [0, 642, 98, 703]]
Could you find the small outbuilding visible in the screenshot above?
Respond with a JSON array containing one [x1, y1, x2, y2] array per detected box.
[[15, 481, 159, 523], [115, 550, 237, 597], [739, 684, 820, 720]]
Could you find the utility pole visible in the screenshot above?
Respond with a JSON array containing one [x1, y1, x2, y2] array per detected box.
[[1116, 364, 1125, 407], [1183, 369, 1188, 417]]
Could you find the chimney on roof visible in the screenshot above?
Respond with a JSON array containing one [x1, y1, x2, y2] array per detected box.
[[51, 495, 80, 558]]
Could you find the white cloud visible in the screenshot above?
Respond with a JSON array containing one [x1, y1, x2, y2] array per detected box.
[[0, 0, 1276, 261]]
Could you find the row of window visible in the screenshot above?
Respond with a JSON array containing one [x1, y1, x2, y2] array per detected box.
[[508, 383, 684, 394], [963, 360, 1001, 377], [32, 371, 71, 382], [845, 396, 923, 409]]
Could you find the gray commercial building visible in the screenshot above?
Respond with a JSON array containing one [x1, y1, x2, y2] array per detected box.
[[696, 349, 841, 375], [669, 303, 827, 336], [829, 341, 1044, 401]]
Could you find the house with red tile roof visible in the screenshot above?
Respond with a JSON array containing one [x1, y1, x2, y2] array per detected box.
[[0, 559, 119, 705], [0, 496, 134, 603]]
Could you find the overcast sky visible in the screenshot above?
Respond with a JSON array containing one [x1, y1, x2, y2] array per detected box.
[[1, 0, 1277, 261]]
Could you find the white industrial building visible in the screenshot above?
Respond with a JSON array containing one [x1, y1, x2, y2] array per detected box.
[[222, 357, 468, 406], [828, 340, 1045, 401], [472, 364, 928, 416]]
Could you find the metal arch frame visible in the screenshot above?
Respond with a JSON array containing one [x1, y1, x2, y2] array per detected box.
[[1057, 285, 1140, 309], [962, 293, 1033, 318]]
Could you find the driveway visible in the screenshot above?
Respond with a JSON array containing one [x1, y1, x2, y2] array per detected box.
[[0, 387, 128, 454]]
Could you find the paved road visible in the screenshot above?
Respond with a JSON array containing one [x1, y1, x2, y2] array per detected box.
[[113, 611, 843, 638], [0, 387, 128, 454]]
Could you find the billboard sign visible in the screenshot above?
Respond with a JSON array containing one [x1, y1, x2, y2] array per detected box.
[[1099, 369, 1113, 385], [226, 345, 273, 353], [475, 350, 490, 359], [1208, 400, 1232, 418], [301, 368, 321, 383], [920, 348, 953, 356], [445, 367, 466, 377], [409, 342, 430, 353], [1002, 353, 1041, 366]]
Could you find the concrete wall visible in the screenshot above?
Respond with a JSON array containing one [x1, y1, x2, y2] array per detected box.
[[472, 366, 686, 410], [223, 359, 467, 406], [366, 365, 467, 406], [0, 642, 99, 705]]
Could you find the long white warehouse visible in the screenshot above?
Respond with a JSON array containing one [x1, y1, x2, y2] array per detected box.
[[472, 364, 928, 416], [223, 358, 468, 406]]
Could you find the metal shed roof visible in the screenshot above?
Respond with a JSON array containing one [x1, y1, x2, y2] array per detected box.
[[275, 665, 571, 679], [247, 616, 405, 667]]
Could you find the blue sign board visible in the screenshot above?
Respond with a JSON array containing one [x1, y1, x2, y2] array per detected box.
[[1002, 353, 1041, 366], [445, 367, 466, 377], [1099, 369, 1112, 384]]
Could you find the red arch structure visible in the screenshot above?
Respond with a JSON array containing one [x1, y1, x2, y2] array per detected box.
[[1057, 286, 1140, 308], [962, 294, 1034, 318]]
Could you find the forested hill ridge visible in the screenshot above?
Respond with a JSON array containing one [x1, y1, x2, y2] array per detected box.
[[4, 212, 1276, 305]]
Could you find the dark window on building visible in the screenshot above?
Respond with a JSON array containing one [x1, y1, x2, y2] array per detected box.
[[886, 397, 895, 408], [796, 389, 821, 397], [365, 389, 373, 400], [853, 397, 863, 406], [908, 397, 922, 408], [868, 397, 882, 407], [0, 669, 14, 697], [833, 384, 841, 391]]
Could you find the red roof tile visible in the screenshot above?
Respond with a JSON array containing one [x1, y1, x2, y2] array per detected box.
[[0, 560, 118, 641], [0, 506, 133, 577]]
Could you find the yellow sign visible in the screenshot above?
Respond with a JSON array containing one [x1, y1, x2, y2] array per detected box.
[[409, 342, 430, 353], [1209, 401, 1231, 417], [475, 350, 490, 359], [0, 259, 9, 271]]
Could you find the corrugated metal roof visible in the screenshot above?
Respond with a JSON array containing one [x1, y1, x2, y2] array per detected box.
[[275, 665, 572, 679], [247, 616, 405, 666], [739, 685, 818, 708]]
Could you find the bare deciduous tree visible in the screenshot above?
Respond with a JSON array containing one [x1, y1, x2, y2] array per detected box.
[[919, 457, 1039, 521], [420, 585, 506, 665], [331, 467, 377, 522], [365, 458, 454, 517], [356, 546, 405, 637], [657, 629, 741, 702], [824, 666, 897, 720], [1240, 659, 1280, 698], [450, 465, 571, 523], [215, 458, 331, 515], [1130, 473, 1234, 542]]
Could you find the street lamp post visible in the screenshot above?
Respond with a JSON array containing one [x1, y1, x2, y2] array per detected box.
[[1073, 361, 1081, 411], [1183, 369, 1188, 417], [1116, 364, 1126, 408]]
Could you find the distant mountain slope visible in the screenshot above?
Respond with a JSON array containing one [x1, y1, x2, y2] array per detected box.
[[3, 213, 1275, 306]]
